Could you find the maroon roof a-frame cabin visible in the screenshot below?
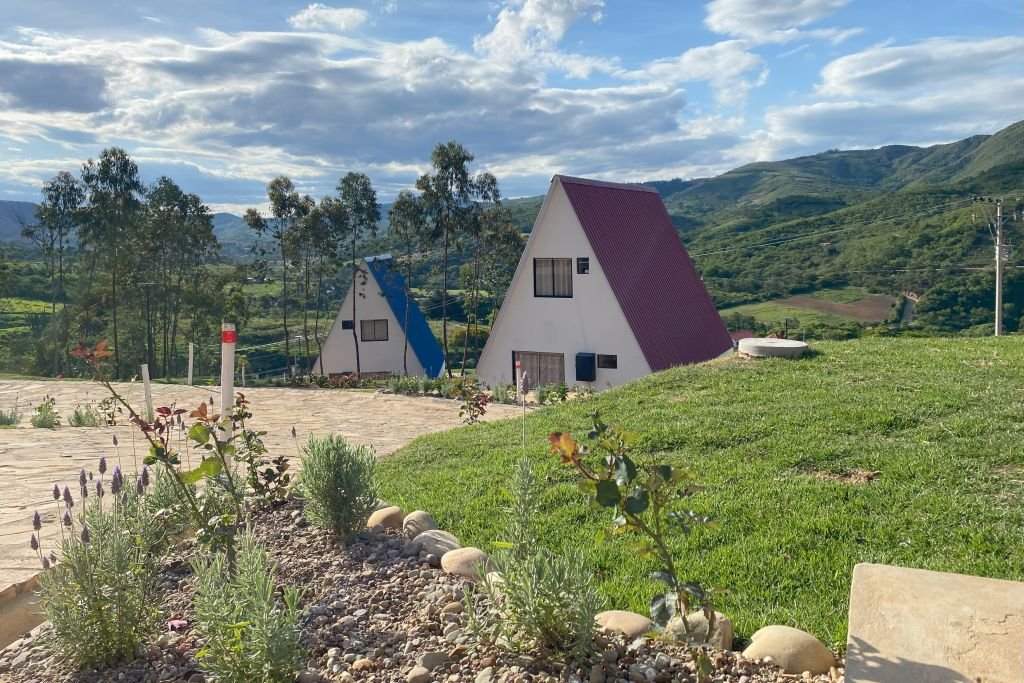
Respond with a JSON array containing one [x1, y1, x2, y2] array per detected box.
[[558, 175, 732, 370]]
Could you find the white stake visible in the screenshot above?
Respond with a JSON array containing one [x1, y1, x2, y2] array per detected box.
[[220, 323, 236, 419], [187, 342, 194, 386], [141, 364, 154, 421]]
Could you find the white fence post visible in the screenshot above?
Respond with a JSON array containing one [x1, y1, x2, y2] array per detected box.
[[141, 364, 154, 421], [220, 323, 236, 419], [187, 343, 194, 386]]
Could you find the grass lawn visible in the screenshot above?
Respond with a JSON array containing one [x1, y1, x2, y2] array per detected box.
[[805, 287, 870, 304], [378, 337, 1024, 648]]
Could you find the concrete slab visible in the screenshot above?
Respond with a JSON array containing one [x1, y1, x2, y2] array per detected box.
[[847, 562, 1024, 683]]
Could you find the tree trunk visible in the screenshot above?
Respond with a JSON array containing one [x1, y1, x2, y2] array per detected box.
[[313, 253, 325, 373], [302, 249, 311, 377], [281, 242, 290, 374], [112, 265, 120, 378], [442, 229, 450, 377], [403, 251, 411, 377], [351, 240, 361, 375]]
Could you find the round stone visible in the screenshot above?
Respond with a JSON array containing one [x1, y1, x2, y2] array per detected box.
[[741, 625, 835, 674], [367, 506, 405, 530], [406, 666, 431, 683], [595, 610, 653, 639], [664, 611, 734, 649], [441, 547, 492, 579], [403, 510, 438, 539]]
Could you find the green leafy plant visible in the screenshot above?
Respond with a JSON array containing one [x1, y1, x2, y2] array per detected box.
[[69, 403, 103, 427], [192, 533, 305, 683], [30, 395, 61, 428], [231, 393, 290, 504], [0, 400, 21, 428], [457, 376, 492, 424], [553, 382, 569, 403], [97, 396, 122, 425], [549, 413, 721, 649], [466, 456, 602, 658], [298, 434, 378, 535], [34, 459, 161, 667]]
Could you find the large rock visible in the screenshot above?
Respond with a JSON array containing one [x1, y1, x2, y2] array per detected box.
[[742, 625, 835, 675], [416, 650, 450, 670], [595, 610, 653, 639], [366, 505, 404, 530], [403, 510, 438, 539], [847, 562, 1024, 683], [406, 666, 431, 683], [441, 547, 493, 579], [664, 611, 733, 649], [415, 529, 461, 556]]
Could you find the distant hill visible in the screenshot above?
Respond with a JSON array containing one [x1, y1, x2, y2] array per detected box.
[[0, 201, 37, 241]]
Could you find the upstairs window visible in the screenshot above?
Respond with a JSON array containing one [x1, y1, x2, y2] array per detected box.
[[577, 257, 590, 274], [360, 319, 388, 342], [341, 319, 354, 330], [534, 258, 573, 297]]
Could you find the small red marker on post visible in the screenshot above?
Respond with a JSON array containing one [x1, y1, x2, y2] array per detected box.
[[220, 323, 236, 420]]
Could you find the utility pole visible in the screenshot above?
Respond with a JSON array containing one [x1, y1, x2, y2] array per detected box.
[[995, 200, 1003, 337]]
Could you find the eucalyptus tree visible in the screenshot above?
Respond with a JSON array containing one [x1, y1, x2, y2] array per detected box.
[[80, 148, 146, 378], [336, 172, 380, 375], [457, 172, 501, 375], [245, 176, 304, 371], [415, 141, 494, 376], [387, 190, 428, 376], [315, 196, 347, 367], [23, 171, 84, 375]]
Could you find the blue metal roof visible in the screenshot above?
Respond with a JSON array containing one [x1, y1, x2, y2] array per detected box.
[[364, 255, 445, 378]]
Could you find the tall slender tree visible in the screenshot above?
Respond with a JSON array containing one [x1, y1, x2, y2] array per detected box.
[[337, 173, 380, 375], [388, 190, 428, 376], [23, 171, 84, 375], [80, 148, 145, 378], [416, 141, 492, 376]]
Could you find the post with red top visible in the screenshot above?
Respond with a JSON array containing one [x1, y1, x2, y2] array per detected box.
[[220, 323, 237, 420]]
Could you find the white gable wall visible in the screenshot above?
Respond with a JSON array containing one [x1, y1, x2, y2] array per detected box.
[[476, 180, 650, 389], [314, 266, 426, 376]]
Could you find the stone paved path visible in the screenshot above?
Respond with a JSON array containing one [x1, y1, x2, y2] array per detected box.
[[0, 380, 520, 590]]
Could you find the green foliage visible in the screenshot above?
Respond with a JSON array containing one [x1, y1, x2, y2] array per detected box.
[[0, 401, 21, 427], [549, 413, 719, 639], [230, 394, 291, 504], [466, 457, 602, 658], [299, 434, 379, 535], [30, 395, 60, 428], [68, 403, 103, 427], [457, 376, 492, 425], [191, 533, 305, 683], [97, 396, 122, 425], [36, 467, 162, 668]]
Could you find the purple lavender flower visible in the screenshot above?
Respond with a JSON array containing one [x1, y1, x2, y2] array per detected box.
[[80, 523, 90, 545], [42, 556, 50, 570], [112, 434, 118, 447], [141, 465, 150, 488], [519, 370, 530, 397], [30, 533, 39, 551], [135, 476, 144, 496], [79, 468, 87, 488], [62, 486, 73, 508], [32, 510, 41, 531], [111, 465, 123, 495], [88, 470, 93, 481], [98, 456, 107, 474], [62, 511, 72, 527], [52, 484, 60, 500], [95, 480, 104, 498]]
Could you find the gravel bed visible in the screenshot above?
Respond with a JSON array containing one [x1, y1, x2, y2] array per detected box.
[[0, 502, 845, 682]]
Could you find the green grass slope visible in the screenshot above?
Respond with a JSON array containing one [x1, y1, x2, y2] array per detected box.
[[379, 337, 1024, 647]]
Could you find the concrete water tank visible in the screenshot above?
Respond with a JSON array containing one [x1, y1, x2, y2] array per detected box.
[[737, 338, 808, 358]]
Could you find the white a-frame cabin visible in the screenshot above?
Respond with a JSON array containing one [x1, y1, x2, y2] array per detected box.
[[314, 255, 445, 378], [476, 175, 731, 390]]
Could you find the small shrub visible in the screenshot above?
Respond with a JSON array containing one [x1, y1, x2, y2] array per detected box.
[[35, 461, 161, 667], [97, 396, 122, 425], [458, 377, 492, 425], [0, 402, 21, 428], [69, 403, 103, 427], [466, 456, 602, 657], [534, 384, 549, 405], [418, 375, 438, 395], [299, 434, 378, 535], [192, 533, 305, 683], [31, 395, 61, 428]]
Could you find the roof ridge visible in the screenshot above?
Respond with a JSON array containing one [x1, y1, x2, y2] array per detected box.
[[554, 174, 658, 193]]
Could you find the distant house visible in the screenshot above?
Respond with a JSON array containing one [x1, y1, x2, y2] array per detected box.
[[476, 175, 732, 389], [315, 256, 444, 378]]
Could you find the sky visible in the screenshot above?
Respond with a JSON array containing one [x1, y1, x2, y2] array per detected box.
[[0, 0, 1022, 213]]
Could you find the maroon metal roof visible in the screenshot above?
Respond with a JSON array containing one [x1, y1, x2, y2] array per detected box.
[[557, 175, 733, 371]]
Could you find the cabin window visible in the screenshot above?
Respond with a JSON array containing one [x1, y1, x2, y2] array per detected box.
[[597, 354, 618, 369], [360, 319, 388, 342], [341, 320, 354, 330], [577, 257, 590, 274], [514, 351, 565, 387], [534, 258, 573, 297]]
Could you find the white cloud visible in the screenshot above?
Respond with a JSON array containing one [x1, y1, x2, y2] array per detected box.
[[705, 0, 853, 43], [818, 36, 1024, 97], [635, 40, 768, 105], [287, 4, 369, 32]]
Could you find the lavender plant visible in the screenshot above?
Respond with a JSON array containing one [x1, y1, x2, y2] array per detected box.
[[30, 395, 61, 428], [33, 457, 161, 667], [298, 434, 378, 535]]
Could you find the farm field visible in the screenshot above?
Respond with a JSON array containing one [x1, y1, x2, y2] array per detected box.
[[0, 381, 520, 591], [721, 287, 898, 329], [378, 336, 1024, 648]]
